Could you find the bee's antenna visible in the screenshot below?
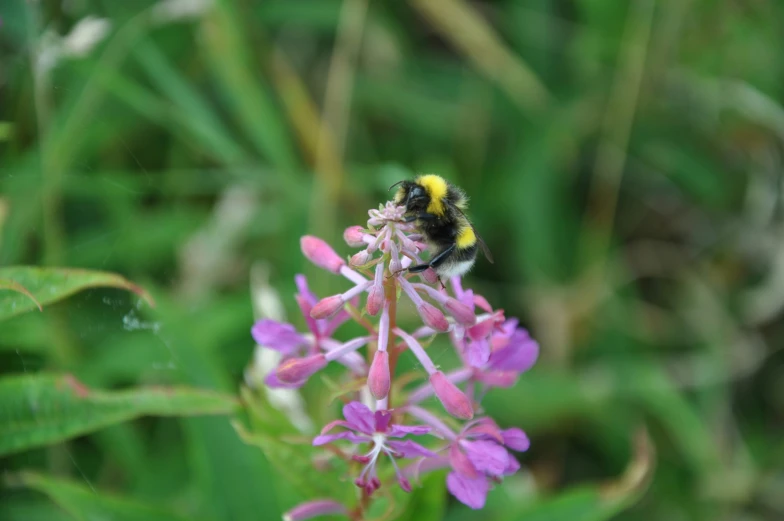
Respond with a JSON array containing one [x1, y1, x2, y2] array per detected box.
[[388, 180, 405, 191]]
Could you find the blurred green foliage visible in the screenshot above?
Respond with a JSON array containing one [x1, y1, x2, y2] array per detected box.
[[1, 0, 783, 520]]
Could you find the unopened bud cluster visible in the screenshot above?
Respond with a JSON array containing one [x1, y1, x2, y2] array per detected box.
[[250, 201, 539, 518]]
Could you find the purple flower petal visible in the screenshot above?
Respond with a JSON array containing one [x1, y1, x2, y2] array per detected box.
[[463, 422, 504, 444], [251, 319, 307, 353], [387, 424, 431, 438], [501, 428, 530, 452], [446, 472, 489, 510], [313, 431, 368, 446], [449, 444, 478, 478], [387, 440, 437, 459], [342, 402, 375, 434], [374, 410, 392, 432], [295, 274, 318, 305], [476, 370, 518, 388], [263, 370, 306, 389], [504, 454, 521, 475], [466, 338, 491, 367], [462, 440, 510, 477], [488, 331, 538, 372]]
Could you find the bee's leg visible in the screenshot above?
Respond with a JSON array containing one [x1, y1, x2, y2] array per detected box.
[[403, 213, 437, 223], [408, 244, 456, 273]]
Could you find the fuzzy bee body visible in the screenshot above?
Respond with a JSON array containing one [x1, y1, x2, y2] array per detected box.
[[392, 174, 493, 280]]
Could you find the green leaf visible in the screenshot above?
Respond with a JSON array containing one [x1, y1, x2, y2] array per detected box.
[[0, 266, 154, 321], [8, 471, 195, 521], [0, 278, 42, 311], [397, 470, 447, 521], [0, 373, 237, 456]]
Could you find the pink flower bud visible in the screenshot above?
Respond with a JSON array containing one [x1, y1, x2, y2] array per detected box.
[[350, 250, 371, 266], [444, 298, 476, 326], [368, 351, 390, 399], [365, 287, 382, 316], [421, 268, 438, 285], [301, 236, 345, 273], [310, 295, 344, 319], [343, 226, 366, 247], [430, 371, 474, 420], [276, 354, 327, 383], [418, 302, 449, 332]]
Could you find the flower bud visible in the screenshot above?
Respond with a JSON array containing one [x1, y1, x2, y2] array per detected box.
[[343, 226, 366, 247], [276, 354, 327, 384], [418, 302, 449, 332], [366, 284, 384, 316], [301, 236, 345, 273], [368, 351, 390, 399], [430, 371, 473, 420], [444, 298, 476, 326], [421, 268, 438, 285], [350, 250, 371, 266], [310, 295, 344, 319]]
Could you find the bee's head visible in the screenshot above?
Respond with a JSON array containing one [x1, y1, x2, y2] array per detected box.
[[390, 180, 429, 212]]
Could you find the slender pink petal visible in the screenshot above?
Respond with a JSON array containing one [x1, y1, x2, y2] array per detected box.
[[467, 318, 495, 341], [283, 499, 348, 521], [387, 440, 437, 458], [312, 431, 369, 446], [387, 424, 430, 437], [444, 298, 476, 326], [463, 422, 504, 444], [342, 402, 375, 434], [501, 428, 530, 452], [251, 319, 307, 352], [446, 472, 489, 510], [263, 370, 306, 389], [430, 371, 474, 420], [473, 294, 493, 313]]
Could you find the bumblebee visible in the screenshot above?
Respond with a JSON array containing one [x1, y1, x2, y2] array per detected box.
[[390, 174, 493, 279]]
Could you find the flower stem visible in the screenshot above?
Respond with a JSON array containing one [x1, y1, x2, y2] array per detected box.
[[384, 268, 398, 410]]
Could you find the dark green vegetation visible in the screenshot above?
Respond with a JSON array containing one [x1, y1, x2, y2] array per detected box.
[[1, 1, 783, 520]]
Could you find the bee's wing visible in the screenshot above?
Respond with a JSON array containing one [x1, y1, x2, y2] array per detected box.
[[452, 204, 494, 264]]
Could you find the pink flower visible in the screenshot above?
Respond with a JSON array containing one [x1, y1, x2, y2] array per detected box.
[[251, 275, 366, 388], [314, 402, 436, 494]]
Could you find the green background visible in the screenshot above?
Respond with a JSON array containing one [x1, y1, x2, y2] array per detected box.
[[1, 0, 782, 520]]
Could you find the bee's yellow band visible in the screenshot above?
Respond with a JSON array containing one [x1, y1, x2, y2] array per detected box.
[[417, 174, 448, 216], [456, 226, 476, 248]]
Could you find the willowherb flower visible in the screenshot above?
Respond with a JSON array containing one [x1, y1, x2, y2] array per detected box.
[[314, 401, 435, 494], [248, 193, 539, 516]]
